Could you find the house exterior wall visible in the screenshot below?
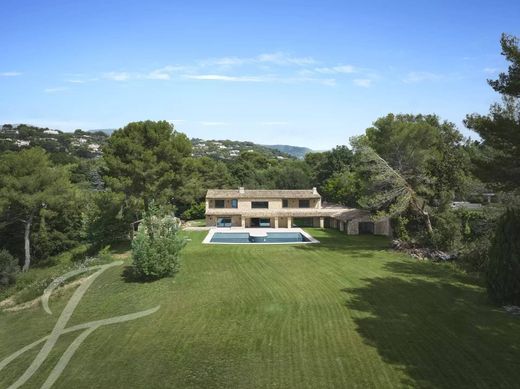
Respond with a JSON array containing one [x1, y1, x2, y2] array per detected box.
[[206, 198, 320, 210], [374, 219, 391, 236]]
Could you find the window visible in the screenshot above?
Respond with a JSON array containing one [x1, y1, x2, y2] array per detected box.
[[215, 199, 225, 208], [231, 199, 238, 208], [251, 201, 269, 209], [299, 199, 310, 208], [259, 218, 271, 227], [282, 199, 289, 208], [217, 217, 232, 227]]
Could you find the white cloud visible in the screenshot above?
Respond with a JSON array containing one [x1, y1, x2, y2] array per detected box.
[[1, 71, 22, 77], [145, 65, 186, 80], [200, 121, 229, 126], [315, 65, 356, 74], [103, 72, 132, 81], [353, 78, 372, 88], [202, 52, 316, 68], [44, 87, 68, 93], [403, 71, 442, 83], [483, 67, 499, 74], [256, 52, 316, 66], [185, 74, 268, 82]]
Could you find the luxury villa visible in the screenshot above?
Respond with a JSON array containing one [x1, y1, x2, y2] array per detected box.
[[205, 187, 391, 236]]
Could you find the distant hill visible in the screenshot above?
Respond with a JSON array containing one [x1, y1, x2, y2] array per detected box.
[[190, 139, 294, 160], [0, 123, 108, 158], [1, 124, 314, 162], [263, 144, 313, 159]]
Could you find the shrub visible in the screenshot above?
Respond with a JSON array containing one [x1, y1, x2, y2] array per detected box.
[[486, 209, 520, 305], [0, 249, 19, 286], [459, 236, 491, 273], [132, 208, 187, 280]]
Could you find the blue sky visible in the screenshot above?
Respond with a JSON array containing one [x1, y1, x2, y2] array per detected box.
[[1, 0, 519, 149]]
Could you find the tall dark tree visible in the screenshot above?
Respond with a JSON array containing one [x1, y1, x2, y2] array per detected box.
[[0, 148, 75, 271], [102, 121, 191, 221], [465, 33, 520, 190], [486, 208, 520, 305]]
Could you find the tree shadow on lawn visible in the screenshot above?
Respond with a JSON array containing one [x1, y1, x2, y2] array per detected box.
[[343, 261, 520, 388], [121, 265, 158, 284], [296, 229, 392, 253]]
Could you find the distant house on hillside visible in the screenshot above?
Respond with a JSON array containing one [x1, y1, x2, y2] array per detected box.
[[205, 187, 391, 235]]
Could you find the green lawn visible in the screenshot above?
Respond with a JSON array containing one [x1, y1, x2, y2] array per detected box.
[[1, 229, 519, 388]]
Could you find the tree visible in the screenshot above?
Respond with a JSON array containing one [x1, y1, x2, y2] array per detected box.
[[320, 170, 360, 207], [352, 141, 434, 234], [486, 208, 520, 305], [102, 121, 192, 221], [0, 148, 75, 271], [84, 191, 131, 248], [465, 33, 520, 190], [305, 146, 354, 191], [174, 157, 235, 214], [364, 113, 469, 203], [269, 160, 312, 189]]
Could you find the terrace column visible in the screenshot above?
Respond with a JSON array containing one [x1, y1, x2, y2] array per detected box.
[[319, 217, 325, 229], [274, 217, 279, 229], [339, 221, 344, 232], [241, 216, 246, 228], [287, 216, 292, 229]]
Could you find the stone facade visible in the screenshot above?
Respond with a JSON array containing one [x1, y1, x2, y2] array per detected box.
[[205, 188, 391, 236]]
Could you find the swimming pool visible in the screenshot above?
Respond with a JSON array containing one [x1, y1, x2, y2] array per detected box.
[[205, 229, 318, 244]]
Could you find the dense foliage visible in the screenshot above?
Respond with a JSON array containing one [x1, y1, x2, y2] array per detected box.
[[131, 207, 187, 280], [0, 148, 80, 271], [0, 249, 19, 286], [465, 34, 520, 190], [486, 209, 520, 305]]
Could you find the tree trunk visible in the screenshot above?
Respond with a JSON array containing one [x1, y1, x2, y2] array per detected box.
[[423, 210, 433, 235], [22, 212, 34, 272]]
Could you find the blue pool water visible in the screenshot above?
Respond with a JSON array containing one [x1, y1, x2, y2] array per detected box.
[[210, 232, 310, 243]]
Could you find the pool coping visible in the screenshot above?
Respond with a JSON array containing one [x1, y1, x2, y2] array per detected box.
[[202, 227, 320, 245]]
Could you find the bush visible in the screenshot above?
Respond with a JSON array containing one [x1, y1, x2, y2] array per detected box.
[[459, 236, 491, 272], [132, 208, 187, 280], [0, 249, 19, 286], [430, 210, 463, 251], [486, 209, 520, 305]]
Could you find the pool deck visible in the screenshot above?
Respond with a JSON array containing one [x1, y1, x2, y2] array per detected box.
[[202, 227, 320, 244]]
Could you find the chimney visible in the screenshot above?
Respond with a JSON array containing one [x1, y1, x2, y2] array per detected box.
[[239, 187, 245, 194], [312, 187, 318, 195]]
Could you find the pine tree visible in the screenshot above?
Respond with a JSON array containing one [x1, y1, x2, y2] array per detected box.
[[486, 209, 520, 305]]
